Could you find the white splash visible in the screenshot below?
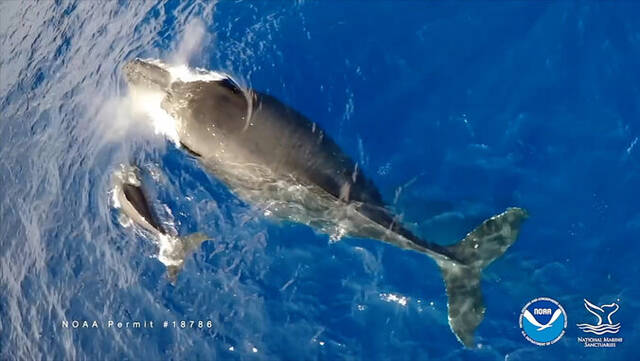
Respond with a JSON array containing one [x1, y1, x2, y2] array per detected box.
[[117, 213, 132, 228], [144, 58, 230, 83], [156, 233, 184, 267], [380, 292, 408, 307], [167, 64, 230, 83], [171, 18, 208, 66], [128, 88, 181, 145], [110, 164, 142, 209], [111, 185, 121, 209], [627, 136, 638, 154]]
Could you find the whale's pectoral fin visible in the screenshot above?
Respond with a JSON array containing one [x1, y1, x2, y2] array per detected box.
[[437, 207, 528, 347]]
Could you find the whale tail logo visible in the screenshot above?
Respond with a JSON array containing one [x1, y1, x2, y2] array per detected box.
[[436, 207, 528, 347], [577, 299, 621, 335]]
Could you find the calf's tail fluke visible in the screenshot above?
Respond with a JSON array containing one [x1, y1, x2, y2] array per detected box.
[[164, 232, 209, 284], [436, 207, 528, 347]]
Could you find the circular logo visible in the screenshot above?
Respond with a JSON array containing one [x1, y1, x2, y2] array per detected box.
[[519, 297, 567, 346]]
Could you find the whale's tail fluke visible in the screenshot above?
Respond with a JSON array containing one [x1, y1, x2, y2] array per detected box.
[[436, 207, 528, 347], [164, 232, 210, 284]]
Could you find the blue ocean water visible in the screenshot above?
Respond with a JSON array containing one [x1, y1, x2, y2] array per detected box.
[[1, 1, 639, 360]]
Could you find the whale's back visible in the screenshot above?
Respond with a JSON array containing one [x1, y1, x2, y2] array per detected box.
[[164, 79, 385, 208]]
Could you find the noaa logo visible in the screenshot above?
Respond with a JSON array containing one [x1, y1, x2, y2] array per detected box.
[[519, 297, 567, 346]]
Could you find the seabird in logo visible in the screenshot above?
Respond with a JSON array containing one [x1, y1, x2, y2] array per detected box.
[[577, 299, 621, 335], [519, 297, 567, 346]]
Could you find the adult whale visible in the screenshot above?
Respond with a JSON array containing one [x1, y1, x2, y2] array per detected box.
[[123, 58, 527, 347]]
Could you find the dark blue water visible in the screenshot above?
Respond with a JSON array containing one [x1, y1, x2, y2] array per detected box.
[[1, 1, 638, 360]]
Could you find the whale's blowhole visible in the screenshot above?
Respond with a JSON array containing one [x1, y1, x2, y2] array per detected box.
[[125, 59, 236, 147]]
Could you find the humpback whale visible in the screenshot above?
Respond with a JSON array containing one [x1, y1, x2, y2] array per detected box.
[[122, 58, 528, 347], [112, 165, 207, 282]]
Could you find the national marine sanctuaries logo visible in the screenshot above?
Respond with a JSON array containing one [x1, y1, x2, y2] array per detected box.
[[576, 299, 623, 348], [577, 299, 620, 334], [519, 297, 567, 346]]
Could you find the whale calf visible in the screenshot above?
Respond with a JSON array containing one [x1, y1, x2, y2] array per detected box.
[[112, 164, 207, 282], [122, 58, 528, 347]]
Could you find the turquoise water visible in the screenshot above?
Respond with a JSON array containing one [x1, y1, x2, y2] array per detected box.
[[1, 1, 638, 360]]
